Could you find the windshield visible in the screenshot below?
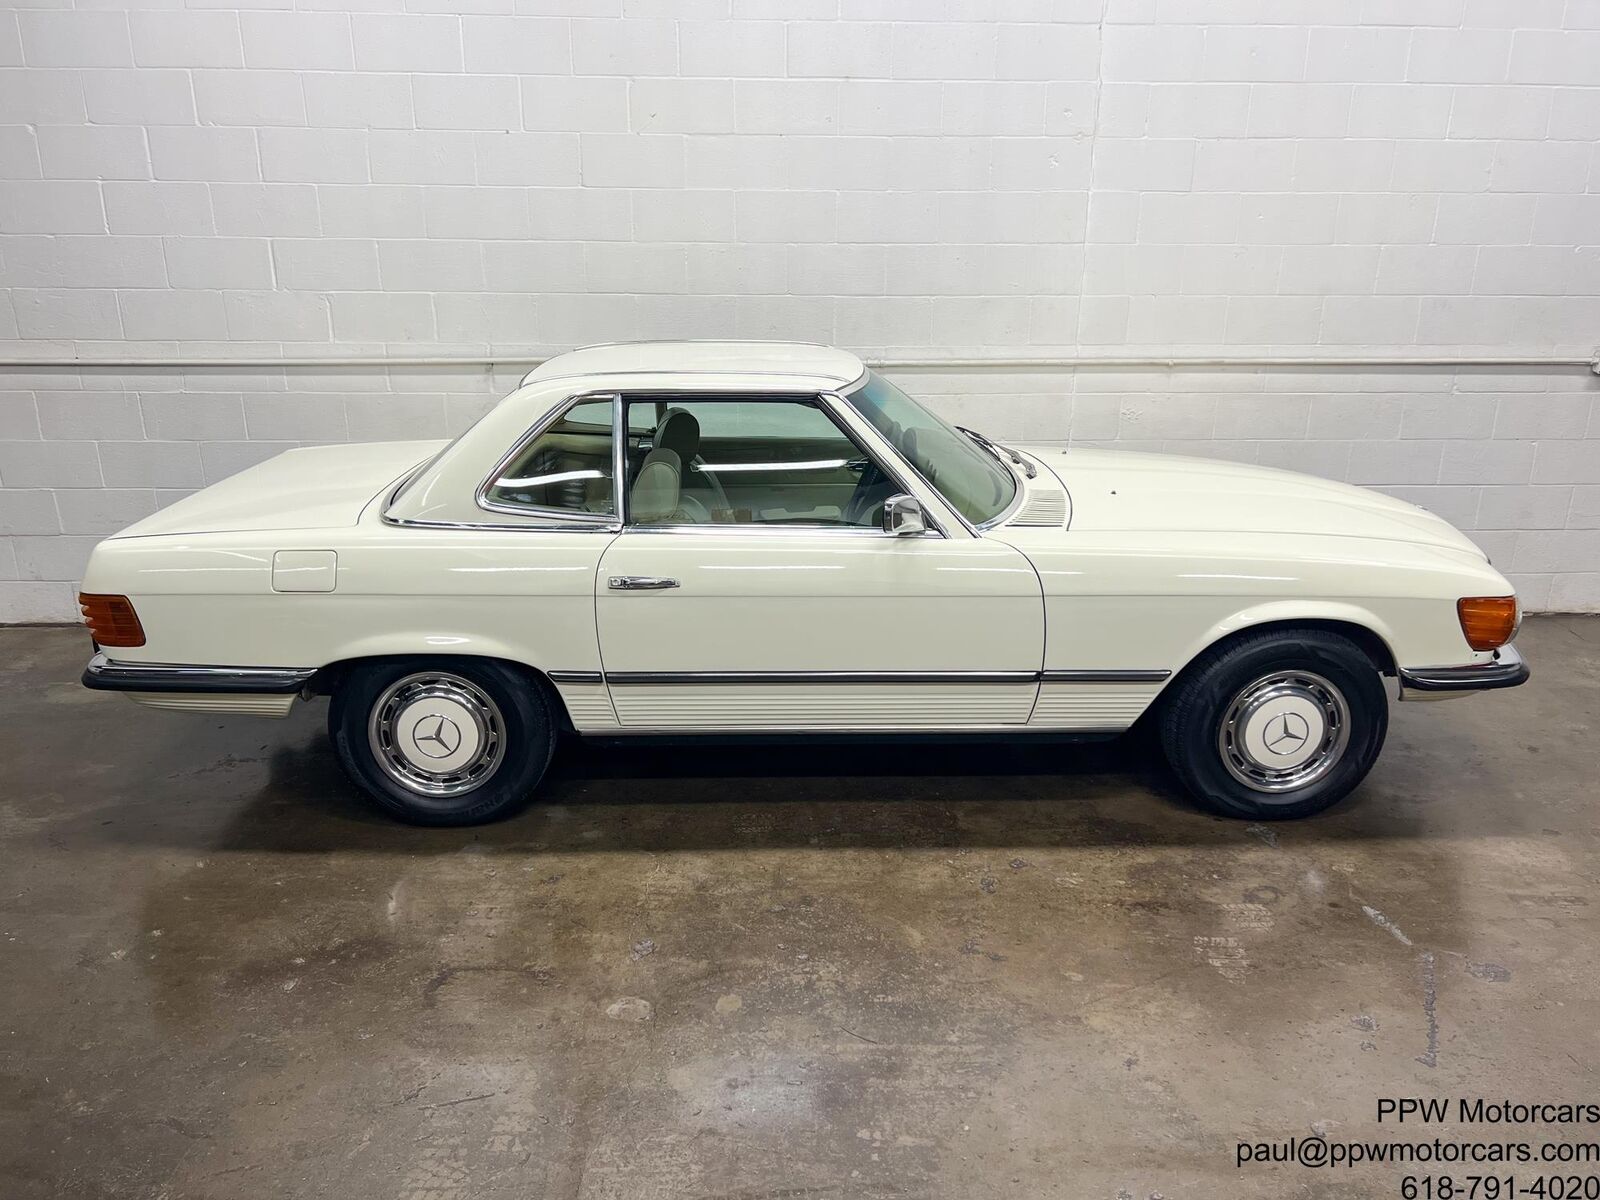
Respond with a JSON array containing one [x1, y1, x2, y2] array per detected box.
[[845, 371, 1018, 526]]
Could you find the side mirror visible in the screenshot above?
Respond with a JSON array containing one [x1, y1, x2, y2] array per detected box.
[[882, 493, 928, 536]]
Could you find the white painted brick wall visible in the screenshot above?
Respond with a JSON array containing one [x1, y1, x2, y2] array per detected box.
[[3, 2, 1599, 620]]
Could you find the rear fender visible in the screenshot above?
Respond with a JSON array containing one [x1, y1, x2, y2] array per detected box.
[[311, 631, 534, 675]]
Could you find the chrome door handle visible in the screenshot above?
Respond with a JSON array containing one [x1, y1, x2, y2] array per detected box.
[[608, 575, 680, 590]]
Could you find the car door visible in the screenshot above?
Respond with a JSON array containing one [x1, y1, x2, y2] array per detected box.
[[593, 392, 1044, 731]]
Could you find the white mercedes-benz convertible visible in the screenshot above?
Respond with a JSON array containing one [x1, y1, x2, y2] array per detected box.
[[80, 342, 1528, 825]]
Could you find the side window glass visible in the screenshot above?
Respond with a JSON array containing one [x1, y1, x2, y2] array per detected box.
[[623, 397, 891, 528], [484, 398, 614, 517]]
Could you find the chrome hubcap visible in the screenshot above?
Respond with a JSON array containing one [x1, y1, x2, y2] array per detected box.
[[1218, 669, 1350, 795], [368, 673, 504, 798]]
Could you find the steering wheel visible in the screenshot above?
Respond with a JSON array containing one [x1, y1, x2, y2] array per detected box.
[[673, 492, 714, 524], [685, 457, 733, 519], [842, 461, 894, 527]]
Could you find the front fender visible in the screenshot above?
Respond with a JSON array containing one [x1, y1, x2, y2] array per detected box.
[[1173, 600, 1402, 677], [1167, 594, 1498, 687]]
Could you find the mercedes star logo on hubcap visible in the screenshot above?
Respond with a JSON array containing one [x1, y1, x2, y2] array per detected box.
[[412, 714, 462, 759], [1264, 712, 1311, 755]]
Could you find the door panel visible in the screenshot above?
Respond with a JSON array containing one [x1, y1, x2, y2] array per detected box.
[[605, 680, 1035, 730], [594, 532, 1044, 730]]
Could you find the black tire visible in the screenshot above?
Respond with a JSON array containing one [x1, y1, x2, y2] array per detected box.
[[329, 657, 556, 827], [1158, 629, 1388, 820]]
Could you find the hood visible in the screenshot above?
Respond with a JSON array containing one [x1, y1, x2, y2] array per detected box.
[[1024, 446, 1485, 557], [110, 440, 445, 538]]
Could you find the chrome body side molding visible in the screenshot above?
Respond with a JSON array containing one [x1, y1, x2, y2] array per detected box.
[[1041, 669, 1172, 683], [601, 669, 1160, 686], [83, 657, 1176, 697]]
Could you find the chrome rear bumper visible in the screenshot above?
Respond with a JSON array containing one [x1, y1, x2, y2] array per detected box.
[[1398, 644, 1529, 694], [82, 652, 315, 695]]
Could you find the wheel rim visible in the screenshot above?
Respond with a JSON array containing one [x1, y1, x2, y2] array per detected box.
[[368, 672, 505, 798], [1217, 669, 1351, 796]]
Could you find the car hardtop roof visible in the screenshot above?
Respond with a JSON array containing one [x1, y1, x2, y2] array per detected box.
[[521, 340, 867, 389]]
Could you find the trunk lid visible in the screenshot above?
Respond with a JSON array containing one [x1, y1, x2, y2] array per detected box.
[[110, 441, 446, 539]]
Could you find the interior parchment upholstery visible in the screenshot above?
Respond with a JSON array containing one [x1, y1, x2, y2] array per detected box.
[[630, 447, 682, 522]]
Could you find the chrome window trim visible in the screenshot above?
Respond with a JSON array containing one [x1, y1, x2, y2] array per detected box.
[[817, 388, 953, 538], [474, 390, 621, 525], [477, 500, 616, 524], [969, 442, 1029, 531], [383, 513, 622, 533], [613, 386, 628, 526], [974, 482, 1027, 531], [622, 523, 940, 539], [382, 464, 621, 530], [830, 379, 981, 538], [620, 388, 828, 404], [615, 389, 948, 539], [834, 375, 1029, 535]]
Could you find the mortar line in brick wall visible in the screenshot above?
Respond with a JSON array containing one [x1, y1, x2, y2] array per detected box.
[[0, 354, 1597, 373]]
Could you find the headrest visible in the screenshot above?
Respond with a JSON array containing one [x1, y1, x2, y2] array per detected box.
[[655, 408, 700, 463]]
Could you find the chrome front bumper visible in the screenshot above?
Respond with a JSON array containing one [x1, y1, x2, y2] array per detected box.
[[1398, 644, 1530, 695], [82, 652, 316, 695]]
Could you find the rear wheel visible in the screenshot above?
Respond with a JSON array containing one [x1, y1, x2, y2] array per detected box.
[[329, 658, 555, 826], [1158, 629, 1388, 820]]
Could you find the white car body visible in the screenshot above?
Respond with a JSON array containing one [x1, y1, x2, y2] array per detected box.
[[81, 341, 1523, 740]]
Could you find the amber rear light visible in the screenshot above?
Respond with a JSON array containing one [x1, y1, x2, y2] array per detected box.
[[1457, 596, 1518, 652], [79, 593, 146, 648]]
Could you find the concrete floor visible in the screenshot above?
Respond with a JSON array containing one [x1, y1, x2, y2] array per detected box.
[[0, 617, 1596, 1199]]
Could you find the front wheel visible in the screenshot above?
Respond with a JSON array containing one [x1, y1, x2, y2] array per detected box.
[[1157, 629, 1389, 820], [329, 658, 556, 826]]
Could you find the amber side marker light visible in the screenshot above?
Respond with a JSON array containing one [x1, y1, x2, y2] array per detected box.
[[1457, 596, 1519, 652], [79, 593, 146, 648]]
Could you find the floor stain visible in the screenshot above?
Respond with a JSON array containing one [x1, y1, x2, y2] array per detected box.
[[1, 618, 1596, 1198]]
